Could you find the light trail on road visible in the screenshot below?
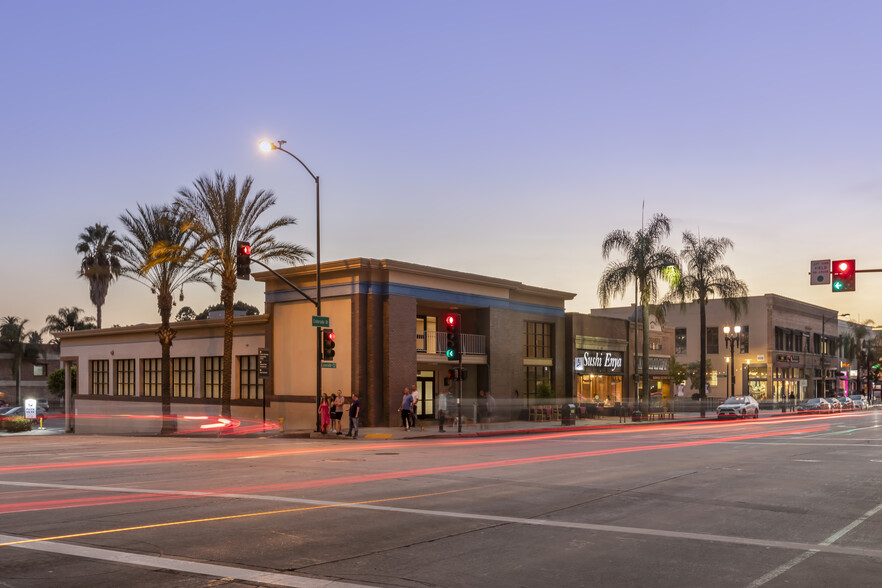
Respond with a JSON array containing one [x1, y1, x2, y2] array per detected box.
[[0, 423, 828, 514], [0, 415, 842, 475]]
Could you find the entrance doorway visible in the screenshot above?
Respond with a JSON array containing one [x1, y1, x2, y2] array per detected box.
[[414, 370, 434, 418]]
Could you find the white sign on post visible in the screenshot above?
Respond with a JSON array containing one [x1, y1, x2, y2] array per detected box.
[[811, 260, 830, 285], [25, 398, 36, 419]]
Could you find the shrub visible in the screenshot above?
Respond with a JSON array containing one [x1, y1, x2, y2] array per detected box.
[[1, 418, 33, 433]]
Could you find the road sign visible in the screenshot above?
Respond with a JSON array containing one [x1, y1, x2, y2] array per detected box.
[[25, 399, 36, 419], [312, 316, 330, 327], [321, 362, 336, 369], [810, 260, 830, 285]]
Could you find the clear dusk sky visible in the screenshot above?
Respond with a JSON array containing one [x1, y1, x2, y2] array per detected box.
[[2, 1, 881, 333]]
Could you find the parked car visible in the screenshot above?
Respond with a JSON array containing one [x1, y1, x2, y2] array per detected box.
[[850, 395, 869, 410], [797, 397, 831, 413], [716, 395, 760, 419], [836, 396, 854, 411], [825, 397, 842, 412], [0, 406, 48, 418]]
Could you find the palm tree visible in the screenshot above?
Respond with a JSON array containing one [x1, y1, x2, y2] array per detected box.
[[0, 316, 44, 405], [175, 172, 311, 418], [44, 307, 97, 342], [598, 213, 679, 413], [119, 203, 215, 434], [843, 320, 874, 395], [667, 231, 748, 416], [76, 223, 124, 328]]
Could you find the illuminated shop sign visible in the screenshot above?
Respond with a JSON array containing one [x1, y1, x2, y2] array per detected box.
[[574, 350, 623, 374]]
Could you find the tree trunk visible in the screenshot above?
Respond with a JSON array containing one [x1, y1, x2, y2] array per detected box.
[[158, 293, 176, 435], [698, 299, 707, 417], [221, 275, 236, 419]]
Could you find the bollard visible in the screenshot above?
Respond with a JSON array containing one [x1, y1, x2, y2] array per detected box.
[[279, 417, 285, 433]]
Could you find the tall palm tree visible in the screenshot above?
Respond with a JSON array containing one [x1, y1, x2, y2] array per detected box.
[[598, 213, 679, 413], [668, 231, 748, 416], [76, 223, 124, 328], [175, 172, 311, 418], [0, 316, 44, 405], [119, 203, 215, 434], [44, 307, 97, 342]]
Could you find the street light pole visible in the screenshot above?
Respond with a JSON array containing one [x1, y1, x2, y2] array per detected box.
[[260, 140, 323, 432], [723, 325, 741, 397]]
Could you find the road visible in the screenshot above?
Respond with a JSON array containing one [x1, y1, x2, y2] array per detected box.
[[1, 412, 881, 587]]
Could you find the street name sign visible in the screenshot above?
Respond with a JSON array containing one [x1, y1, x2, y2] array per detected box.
[[810, 260, 830, 285], [321, 362, 336, 369], [312, 316, 330, 327]]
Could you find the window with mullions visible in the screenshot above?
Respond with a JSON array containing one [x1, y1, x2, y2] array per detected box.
[[524, 365, 553, 401], [90, 360, 109, 395], [172, 357, 195, 398], [739, 326, 750, 354], [143, 358, 162, 397], [524, 321, 553, 358], [239, 355, 264, 400], [203, 356, 223, 399], [706, 327, 719, 355], [115, 359, 135, 396], [675, 328, 687, 354]]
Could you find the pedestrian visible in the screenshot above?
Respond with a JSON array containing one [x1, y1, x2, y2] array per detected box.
[[485, 389, 496, 423], [346, 391, 360, 438], [319, 393, 331, 434], [789, 391, 795, 412], [328, 392, 339, 433], [334, 390, 345, 435], [437, 388, 448, 432], [477, 389, 488, 429], [398, 387, 414, 431], [410, 384, 421, 430]]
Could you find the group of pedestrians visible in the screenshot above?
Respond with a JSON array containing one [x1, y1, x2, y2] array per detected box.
[[319, 385, 496, 437], [319, 390, 360, 438]]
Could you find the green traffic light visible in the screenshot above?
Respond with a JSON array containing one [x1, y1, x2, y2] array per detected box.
[[833, 280, 844, 291], [446, 349, 455, 358]]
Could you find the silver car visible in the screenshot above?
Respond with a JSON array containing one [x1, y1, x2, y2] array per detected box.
[[716, 395, 760, 419]]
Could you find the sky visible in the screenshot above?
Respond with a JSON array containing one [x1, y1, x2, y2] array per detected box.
[[2, 0, 881, 335]]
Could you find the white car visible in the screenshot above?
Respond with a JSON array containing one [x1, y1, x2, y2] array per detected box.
[[716, 395, 760, 419]]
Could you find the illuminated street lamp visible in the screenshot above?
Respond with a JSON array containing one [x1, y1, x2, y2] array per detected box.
[[259, 139, 323, 432], [723, 325, 741, 397]]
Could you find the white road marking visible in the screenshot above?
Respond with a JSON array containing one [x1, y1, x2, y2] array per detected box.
[[2, 480, 882, 562], [744, 501, 882, 588], [0, 533, 372, 588]]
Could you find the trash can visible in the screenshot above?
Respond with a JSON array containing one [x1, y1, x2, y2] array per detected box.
[[631, 410, 643, 422], [561, 403, 576, 426]]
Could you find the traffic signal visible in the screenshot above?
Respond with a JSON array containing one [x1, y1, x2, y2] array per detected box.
[[445, 313, 461, 361], [322, 329, 336, 361], [236, 241, 252, 280], [831, 259, 855, 292]]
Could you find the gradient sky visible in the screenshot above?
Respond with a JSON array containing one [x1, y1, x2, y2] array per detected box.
[[3, 1, 881, 334]]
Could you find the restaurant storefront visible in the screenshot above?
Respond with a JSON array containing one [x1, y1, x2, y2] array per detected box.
[[574, 349, 624, 406]]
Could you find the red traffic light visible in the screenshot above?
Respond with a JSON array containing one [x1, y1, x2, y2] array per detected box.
[[831, 259, 856, 292], [238, 243, 251, 256], [445, 314, 457, 328], [326, 330, 335, 342]]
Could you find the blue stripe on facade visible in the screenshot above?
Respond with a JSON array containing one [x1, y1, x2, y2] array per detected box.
[[265, 281, 566, 317]]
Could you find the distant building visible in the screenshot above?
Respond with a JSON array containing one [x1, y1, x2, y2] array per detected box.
[[592, 294, 846, 404], [0, 343, 60, 405]]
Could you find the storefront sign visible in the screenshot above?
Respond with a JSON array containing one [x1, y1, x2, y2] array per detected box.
[[776, 354, 800, 363], [574, 350, 623, 374]]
